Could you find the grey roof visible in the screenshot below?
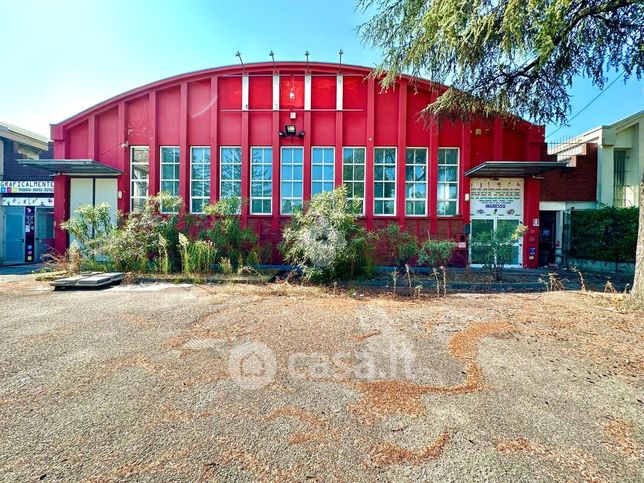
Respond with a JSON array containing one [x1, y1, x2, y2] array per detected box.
[[0, 121, 49, 148]]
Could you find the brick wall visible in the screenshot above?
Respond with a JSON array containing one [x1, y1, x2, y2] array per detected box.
[[541, 142, 597, 202]]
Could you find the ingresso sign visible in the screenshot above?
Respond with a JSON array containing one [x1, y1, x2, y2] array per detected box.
[[470, 178, 524, 218], [0, 180, 54, 194]]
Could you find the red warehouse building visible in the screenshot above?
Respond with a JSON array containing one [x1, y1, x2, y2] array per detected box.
[[27, 62, 563, 268]]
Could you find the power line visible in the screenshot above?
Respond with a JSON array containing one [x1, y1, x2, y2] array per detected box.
[[546, 71, 625, 140]]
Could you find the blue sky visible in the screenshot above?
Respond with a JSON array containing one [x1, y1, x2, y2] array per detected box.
[[1, 0, 641, 141]]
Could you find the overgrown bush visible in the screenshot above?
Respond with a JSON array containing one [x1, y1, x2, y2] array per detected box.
[[178, 233, 216, 274], [568, 207, 638, 262], [59, 203, 113, 261], [418, 239, 457, 268], [280, 187, 378, 282], [471, 223, 527, 281], [380, 224, 418, 267], [202, 197, 259, 268], [101, 193, 183, 272]]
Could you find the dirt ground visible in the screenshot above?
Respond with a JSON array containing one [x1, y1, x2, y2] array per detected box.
[[0, 276, 642, 482]]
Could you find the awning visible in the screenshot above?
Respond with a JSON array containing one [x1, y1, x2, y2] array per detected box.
[[465, 161, 566, 178], [18, 159, 122, 176]]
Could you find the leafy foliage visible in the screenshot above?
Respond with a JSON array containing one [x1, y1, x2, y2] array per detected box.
[[358, 0, 643, 124], [280, 187, 378, 282], [471, 223, 527, 281], [100, 193, 182, 272], [380, 224, 418, 266], [59, 203, 113, 261], [202, 197, 258, 268], [568, 206, 638, 262], [178, 233, 217, 274], [418, 239, 457, 267]]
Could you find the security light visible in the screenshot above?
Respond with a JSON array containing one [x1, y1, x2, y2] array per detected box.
[[285, 124, 297, 135]]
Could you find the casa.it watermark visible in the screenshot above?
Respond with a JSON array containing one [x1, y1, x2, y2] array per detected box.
[[227, 341, 415, 390]]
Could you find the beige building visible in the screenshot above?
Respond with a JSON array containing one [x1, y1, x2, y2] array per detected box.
[[549, 110, 644, 208]]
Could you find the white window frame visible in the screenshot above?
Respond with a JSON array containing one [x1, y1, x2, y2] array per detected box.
[[159, 146, 180, 213], [189, 146, 211, 214], [219, 146, 242, 204], [130, 145, 149, 213], [437, 147, 460, 217], [280, 146, 304, 215], [250, 146, 273, 215], [311, 146, 335, 196], [405, 147, 428, 217], [374, 146, 397, 216], [342, 146, 366, 215]]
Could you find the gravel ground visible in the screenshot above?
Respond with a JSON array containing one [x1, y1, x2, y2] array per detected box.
[[0, 276, 642, 482]]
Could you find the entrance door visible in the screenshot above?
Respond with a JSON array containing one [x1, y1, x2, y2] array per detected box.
[[4, 206, 25, 264], [539, 211, 557, 266], [35, 208, 55, 261], [470, 217, 522, 267]]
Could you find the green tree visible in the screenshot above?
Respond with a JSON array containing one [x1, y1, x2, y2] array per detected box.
[[359, 0, 642, 124], [360, 0, 644, 307]]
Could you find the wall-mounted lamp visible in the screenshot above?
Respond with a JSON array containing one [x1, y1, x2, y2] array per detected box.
[[278, 124, 305, 138]]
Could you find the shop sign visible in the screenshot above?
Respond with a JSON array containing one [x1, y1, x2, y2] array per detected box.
[[1, 197, 54, 207], [470, 178, 523, 218], [0, 180, 54, 194]]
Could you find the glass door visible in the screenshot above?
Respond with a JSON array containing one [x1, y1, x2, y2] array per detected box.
[[3, 207, 25, 264], [470, 218, 522, 267], [35, 208, 55, 261]]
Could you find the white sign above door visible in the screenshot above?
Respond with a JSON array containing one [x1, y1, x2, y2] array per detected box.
[[470, 178, 524, 218]]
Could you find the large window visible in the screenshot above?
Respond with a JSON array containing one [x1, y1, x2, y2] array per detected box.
[[160, 146, 180, 213], [190, 147, 211, 214], [405, 148, 427, 216], [280, 147, 303, 214], [312, 147, 335, 195], [437, 148, 459, 216], [130, 146, 149, 213], [342, 147, 365, 214], [374, 147, 396, 215], [250, 147, 272, 215], [220, 147, 242, 202]]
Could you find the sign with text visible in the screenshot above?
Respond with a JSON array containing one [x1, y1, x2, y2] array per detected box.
[[0, 180, 54, 194], [470, 178, 524, 218], [1, 197, 54, 207]]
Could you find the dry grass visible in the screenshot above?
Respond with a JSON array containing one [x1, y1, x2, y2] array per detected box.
[[349, 322, 515, 421], [496, 438, 606, 483], [603, 416, 641, 458], [367, 431, 450, 468]]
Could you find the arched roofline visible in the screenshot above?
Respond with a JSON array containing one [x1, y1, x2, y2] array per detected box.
[[52, 61, 540, 137], [51, 61, 447, 134]]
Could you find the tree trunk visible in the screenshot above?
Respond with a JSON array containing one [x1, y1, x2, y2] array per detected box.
[[627, 174, 644, 309]]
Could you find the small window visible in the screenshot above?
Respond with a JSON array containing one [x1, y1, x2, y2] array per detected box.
[[160, 146, 180, 213], [130, 146, 149, 213], [342, 147, 365, 214], [405, 148, 428, 216], [437, 148, 459, 216], [190, 147, 211, 214], [250, 147, 273, 215], [312, 147, 335, 195], [220, 147, 242, 207], [280, 147, 303, 214], [374, 147, 396, 215]]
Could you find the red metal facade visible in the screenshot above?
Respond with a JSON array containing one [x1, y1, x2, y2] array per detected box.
[[51, 62, 547, 267]]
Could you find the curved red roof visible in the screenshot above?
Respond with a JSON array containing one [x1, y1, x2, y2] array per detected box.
[[53, 61, 446, 131]]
